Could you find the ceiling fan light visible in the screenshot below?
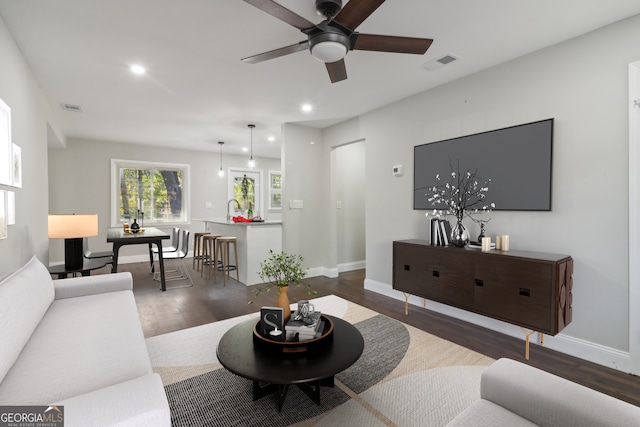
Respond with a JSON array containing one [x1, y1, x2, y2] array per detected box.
[[309, 32, 349, 63], [311, 41, 348, 63]]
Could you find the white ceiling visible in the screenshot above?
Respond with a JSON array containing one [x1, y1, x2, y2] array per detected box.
[[1, 0, 639, 159]]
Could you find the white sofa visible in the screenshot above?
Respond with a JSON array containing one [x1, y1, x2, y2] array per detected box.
[[0, 256, 170, 427], [447, 358, 640, 426]]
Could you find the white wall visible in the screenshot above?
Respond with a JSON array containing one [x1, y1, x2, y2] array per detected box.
[[282, 15, 640, 372], [48, 137, 281, 263], [281, 124, 326, 270], [0, 17, 59, 276]]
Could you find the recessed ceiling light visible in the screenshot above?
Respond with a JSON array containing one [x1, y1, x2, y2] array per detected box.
[[268, 136, 275, 142], [242, 147, 248, 152], [130, 64, 146, 75], [302, 104, 312, 113], [310, 141, 315, 145]]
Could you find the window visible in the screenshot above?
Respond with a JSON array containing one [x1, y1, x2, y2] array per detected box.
[[269, 170, 282, 210], [111, 159, 190, 226], [228, 169, 262, 217]]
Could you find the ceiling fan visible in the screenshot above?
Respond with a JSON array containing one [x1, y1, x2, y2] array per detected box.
[[241, 0, 433, 83]]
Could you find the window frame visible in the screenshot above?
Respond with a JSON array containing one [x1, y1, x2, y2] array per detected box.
[[110, 159, 191, 227], [268, 170, 282, 211], [228, 168, 263, 216]]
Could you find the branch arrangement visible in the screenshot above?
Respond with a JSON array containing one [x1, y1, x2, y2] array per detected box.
[[426, 159, 495, 222]]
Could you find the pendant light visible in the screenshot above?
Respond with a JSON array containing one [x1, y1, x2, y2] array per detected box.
[[248, 124, 256, 168], [217, 141, 225, 177]]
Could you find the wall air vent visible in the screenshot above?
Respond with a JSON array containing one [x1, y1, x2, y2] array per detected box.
[[60, 103, 83, 112], [421, 53, 460, 71]]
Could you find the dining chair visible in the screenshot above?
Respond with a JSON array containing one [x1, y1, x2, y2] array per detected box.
[[150, 227, 180, 273], [83, 237, 114, 260], [153, 229, 192, 289]]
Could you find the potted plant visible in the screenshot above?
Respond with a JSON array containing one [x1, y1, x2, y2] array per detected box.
[[249, 250, 316, 322]]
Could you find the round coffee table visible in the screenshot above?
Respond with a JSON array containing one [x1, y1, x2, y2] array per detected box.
[[216, 314, 364, 412]]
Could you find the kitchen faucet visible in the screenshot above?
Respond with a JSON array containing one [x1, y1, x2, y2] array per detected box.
[[227, 199, 241, 222]]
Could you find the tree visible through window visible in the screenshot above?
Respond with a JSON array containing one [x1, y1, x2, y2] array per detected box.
[[228, 169, 262, 217], [111, 160, 189, 225], [234, 174, 255, 212]]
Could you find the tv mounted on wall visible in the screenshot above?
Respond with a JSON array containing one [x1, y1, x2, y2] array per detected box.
[[414, 118, 553, 211]]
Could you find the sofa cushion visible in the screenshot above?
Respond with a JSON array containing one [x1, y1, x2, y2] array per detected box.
[[481, 358, 640, 427], [0, 256, 54, 383], [446, 399, 538, 427], [0, 290, 153, 404], [56, 374, 170, 427]]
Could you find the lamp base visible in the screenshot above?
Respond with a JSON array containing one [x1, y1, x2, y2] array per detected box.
[[64, 238, 84, 270]]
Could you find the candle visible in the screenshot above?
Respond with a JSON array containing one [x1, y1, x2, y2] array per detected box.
[[502, 235, 510, 251], [482, 237, 492, 252]]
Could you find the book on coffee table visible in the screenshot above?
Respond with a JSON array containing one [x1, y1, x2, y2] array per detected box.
[[285, 311, 322, 340], [260, 306, 284, 336]]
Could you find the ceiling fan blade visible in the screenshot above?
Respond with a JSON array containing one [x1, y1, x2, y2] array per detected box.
[[334, 0, 386, 30], [242, 41, 309, 64], [243, 0, 315, 30], [353, 34, 433, 54], [326, 59, 347, 83]]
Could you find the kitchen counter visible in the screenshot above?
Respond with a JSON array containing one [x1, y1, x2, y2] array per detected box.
[[193, 218, 282, 286], [194, 218, 282, 226]]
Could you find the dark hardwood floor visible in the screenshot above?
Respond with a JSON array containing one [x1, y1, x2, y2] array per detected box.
[[122, 260, 640, 407]]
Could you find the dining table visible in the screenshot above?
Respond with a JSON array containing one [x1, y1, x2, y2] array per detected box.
[[107, 227, 170, 291]]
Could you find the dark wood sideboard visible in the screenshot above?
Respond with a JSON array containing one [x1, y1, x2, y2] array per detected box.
[[393, 240, 573, 355]]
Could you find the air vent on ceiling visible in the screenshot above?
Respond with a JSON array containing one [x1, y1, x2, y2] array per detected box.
[[60, 103, 83, 112], [421, 53, 460, 71]]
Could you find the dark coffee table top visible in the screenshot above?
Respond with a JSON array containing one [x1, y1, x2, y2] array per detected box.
[[216, 314, 364, 385]]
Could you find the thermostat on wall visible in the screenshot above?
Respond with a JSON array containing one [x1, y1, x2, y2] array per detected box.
[[392, 165, 404, 177]]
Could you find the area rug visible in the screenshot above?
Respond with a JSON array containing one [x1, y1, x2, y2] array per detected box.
[[145, 295, 495, 426]]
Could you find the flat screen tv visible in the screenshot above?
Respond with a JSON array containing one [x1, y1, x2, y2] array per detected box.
[[414, 118, 553, 211]]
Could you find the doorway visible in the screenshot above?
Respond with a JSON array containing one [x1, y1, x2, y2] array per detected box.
[[333, 140, 366, 272], [628, 60, 640, 375]]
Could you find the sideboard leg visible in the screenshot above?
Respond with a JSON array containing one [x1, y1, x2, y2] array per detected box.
[[540, 333, 545, 347], [423, 298, 427, 309], [520, 327, 537, 360], [402, 293, 409, 315]]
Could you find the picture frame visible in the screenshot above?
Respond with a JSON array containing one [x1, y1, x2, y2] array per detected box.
[[0, 98, 11, 186], [260, 306, 284, 336], [12, 143, 21, 188], [0, 190, 7, 239]]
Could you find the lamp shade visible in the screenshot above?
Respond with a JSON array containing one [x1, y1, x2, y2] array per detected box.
[[48, 214, 98, 239]]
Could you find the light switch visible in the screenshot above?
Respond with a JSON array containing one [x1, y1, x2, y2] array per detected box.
[[205, 202, 212, 208], [336, 201, 342, 209], [293, 200, 304, 209]]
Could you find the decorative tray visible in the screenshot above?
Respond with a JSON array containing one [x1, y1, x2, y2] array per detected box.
[[252, 314, 334, 354], [124, 228, 145, 234]]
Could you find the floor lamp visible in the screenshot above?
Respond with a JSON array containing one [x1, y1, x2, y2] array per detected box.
[[48, 214, 98, 270]]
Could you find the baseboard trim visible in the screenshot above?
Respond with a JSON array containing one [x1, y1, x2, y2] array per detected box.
[[364, 278, 632, 374], [306, 266, 338, 279], [337, 260, 365, 273]]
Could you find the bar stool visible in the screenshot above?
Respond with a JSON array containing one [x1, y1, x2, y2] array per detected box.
[[192, 231, 211, 270], [216, 236, 239, 286], [201, 234, 221, 278]]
